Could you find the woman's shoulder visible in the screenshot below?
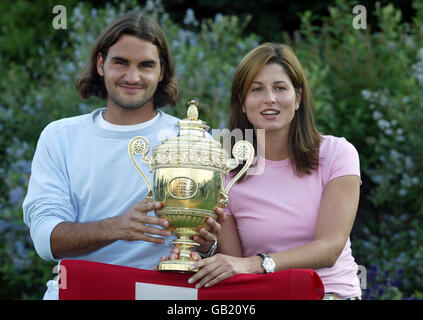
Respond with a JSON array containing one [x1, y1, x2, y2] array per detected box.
[[318, 135, 360, 181], [319, 135, 358, 157]]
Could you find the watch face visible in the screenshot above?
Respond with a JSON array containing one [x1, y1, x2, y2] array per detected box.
[[263, 258, 276, 272]]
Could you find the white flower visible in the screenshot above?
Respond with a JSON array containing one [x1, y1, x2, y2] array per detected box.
[[372, 110, 383, 120], [361, 89, 373, 100], [183, 8, 199, 26], [377, 119, 390, 130]]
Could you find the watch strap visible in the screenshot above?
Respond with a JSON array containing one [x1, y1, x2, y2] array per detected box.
[[257, 253, 270, 260], [257, 253, 276, 273], [198, 239, 218, 258]]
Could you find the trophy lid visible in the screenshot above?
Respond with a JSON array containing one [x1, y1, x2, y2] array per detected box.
[[176, 100, 210, 137], [149, 99, 232, 172]]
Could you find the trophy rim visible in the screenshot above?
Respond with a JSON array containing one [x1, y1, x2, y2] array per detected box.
[[156, 207, 218, 220]]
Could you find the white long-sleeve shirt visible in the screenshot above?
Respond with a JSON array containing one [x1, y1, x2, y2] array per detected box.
[[23, 108, 179, 269]]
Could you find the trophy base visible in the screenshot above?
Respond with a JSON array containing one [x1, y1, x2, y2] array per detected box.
[[157, 259, 198, 273]]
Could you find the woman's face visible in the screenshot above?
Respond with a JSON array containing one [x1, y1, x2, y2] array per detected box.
[[243, 63, 300, 135]]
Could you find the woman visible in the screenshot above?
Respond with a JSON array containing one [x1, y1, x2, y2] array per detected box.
[[186, 43, 362, 300]]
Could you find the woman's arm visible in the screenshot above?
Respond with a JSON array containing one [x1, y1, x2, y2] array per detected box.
[[188, 175, 360, 288], [269, 174, 360, 271], [217, 214, 244, 257]]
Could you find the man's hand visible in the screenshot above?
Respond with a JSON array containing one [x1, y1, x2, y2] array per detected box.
[[114, 198, 171, 244], [51, 197, 171, 258]]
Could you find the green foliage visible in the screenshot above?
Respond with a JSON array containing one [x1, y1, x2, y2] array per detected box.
[[290, 0, 423, 299], [1, 0, 422, 299], [162, 11, 259, 125], [0, 0, 77, 65]]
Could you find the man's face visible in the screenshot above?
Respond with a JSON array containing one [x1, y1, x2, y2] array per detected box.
[[97, 35, 163, 110]]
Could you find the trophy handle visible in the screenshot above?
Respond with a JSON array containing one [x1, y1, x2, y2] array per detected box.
[[128, 136, 154, 202], [219, 140, 254, 208]]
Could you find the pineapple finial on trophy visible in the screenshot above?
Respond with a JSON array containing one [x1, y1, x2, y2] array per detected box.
[[187, 100, 199, 120]]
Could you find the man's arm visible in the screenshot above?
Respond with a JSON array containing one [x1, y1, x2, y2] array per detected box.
[[50, 199, 171, 259]]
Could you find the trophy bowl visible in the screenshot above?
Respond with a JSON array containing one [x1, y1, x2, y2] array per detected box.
[[128, 100, 254, 272]]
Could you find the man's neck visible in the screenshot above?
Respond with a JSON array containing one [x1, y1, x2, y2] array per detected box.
[[103, 99, 157, 125]]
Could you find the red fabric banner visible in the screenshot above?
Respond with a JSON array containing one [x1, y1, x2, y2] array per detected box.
[[58, 259, 324, 300]]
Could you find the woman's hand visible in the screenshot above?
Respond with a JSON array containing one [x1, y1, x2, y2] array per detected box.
[[194, 207, 225, 254], [187, 254, 260, 288]]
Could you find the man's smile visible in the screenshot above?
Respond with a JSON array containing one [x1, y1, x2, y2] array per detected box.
[[118, 83, 145, 94]]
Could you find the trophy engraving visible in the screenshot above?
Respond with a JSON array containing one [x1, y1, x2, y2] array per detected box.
[[128, 100, 254, 272], [168, 177, 198, 200]]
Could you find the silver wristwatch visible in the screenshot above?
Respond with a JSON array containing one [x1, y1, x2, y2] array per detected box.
[[257, 253, 276, 273], [198, 239, 218, 258]]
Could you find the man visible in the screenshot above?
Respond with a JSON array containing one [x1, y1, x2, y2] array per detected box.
[[23, 12, 223, 299]]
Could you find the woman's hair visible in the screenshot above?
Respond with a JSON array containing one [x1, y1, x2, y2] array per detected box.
[[230, 42, 321, 177], [76, 12, 180, 108]]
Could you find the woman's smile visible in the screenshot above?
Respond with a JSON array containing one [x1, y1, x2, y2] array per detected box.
[[260, 108, 280, 120]]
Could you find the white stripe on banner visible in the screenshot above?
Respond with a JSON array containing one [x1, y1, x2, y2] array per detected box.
[[135, 282, 198, 300]]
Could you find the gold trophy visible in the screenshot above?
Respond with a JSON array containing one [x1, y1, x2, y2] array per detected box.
[[128, 100, 254, 272]]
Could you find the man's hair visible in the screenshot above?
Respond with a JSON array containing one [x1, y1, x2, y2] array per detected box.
[[76, 12, 180, 108]]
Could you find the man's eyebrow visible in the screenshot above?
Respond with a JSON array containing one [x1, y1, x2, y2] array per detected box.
[[110, 56, 158, 66], [110, 56, 128, 62], [139, 59, 157, 66]]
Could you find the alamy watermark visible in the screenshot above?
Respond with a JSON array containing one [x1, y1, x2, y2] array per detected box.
[[352, 5, 367, 30], [52, 264, 67, 290], [357, 264, 367, 290], [153, 127, 266, 176], [51, 4, 367, 31], [52, 5, 67, 30], [211, 128, 266, 176]]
